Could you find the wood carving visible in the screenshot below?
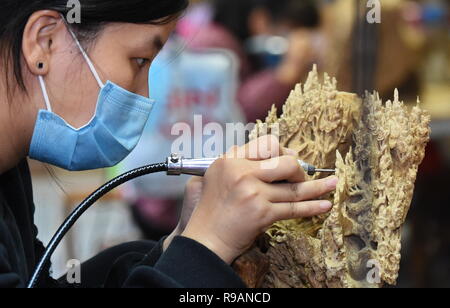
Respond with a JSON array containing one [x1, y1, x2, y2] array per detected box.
[[233, 66, 430, 288]]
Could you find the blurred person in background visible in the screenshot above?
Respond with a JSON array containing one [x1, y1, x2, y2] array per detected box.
[[183, 0, 323, 123]]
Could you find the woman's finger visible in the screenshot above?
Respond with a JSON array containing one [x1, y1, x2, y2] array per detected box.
[[253, 155, 306, 183], [263, 176, 338, 203], [226, 135, 283, 160], [282, 148, 298, 156], [269, 200, 333, 222]]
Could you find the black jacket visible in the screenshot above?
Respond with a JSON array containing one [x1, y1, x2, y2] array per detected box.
[[0, 160, 245, 288]]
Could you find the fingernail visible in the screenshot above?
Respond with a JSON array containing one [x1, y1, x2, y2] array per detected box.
[[284, 148, 298, 156], [327, 176, 339, 189], [320, 201, 333, 210]]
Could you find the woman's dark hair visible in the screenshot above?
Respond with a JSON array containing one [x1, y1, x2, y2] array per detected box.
[[0, 0, 189, 93], [213, 0, 320, 42]]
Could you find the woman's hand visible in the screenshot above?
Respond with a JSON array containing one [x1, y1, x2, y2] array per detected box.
[[163, 136, 297, 250], [180, 135, 338, 264]]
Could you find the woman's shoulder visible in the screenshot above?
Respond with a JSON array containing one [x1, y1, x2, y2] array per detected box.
[[0, 159, 42, 287], [0, 159, 33, 201]]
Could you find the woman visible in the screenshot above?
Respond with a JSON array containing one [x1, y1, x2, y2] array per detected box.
[[0, 0, 337, 288]]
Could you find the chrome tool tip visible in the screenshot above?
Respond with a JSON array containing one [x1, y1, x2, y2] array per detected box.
[[315, 169, 336, 173]]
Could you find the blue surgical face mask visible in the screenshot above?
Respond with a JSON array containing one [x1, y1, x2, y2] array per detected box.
[[29, 23, 155, 171]]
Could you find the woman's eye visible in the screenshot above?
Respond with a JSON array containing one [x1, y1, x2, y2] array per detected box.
[[136, 58, 150, 67]]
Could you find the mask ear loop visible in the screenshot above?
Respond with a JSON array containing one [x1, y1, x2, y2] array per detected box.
[[38, 75, 53, 112], [60, 14, 104, 89]]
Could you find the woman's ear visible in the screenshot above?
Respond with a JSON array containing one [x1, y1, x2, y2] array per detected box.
[[22, 10, 65, 76]]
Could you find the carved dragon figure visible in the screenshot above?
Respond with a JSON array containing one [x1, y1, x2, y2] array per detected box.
[[233, 66, 431, 288]]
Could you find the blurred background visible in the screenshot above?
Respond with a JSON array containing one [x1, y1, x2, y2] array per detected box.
[[29, 0, 449, 287]]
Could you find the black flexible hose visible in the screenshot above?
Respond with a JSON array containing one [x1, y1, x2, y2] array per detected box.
[[27, 162, 168, 288]]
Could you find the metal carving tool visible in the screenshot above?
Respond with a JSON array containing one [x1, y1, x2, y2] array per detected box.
[[167, 154, 336, 177]]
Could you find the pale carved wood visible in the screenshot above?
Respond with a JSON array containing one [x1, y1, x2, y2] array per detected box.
[[233, 67, 431, 288]]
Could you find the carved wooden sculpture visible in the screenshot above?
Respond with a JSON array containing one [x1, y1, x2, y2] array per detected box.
[[233, 67, 430, 288]]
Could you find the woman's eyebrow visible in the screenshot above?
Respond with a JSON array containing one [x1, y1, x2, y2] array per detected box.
[[153, 35, 164, 51]]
